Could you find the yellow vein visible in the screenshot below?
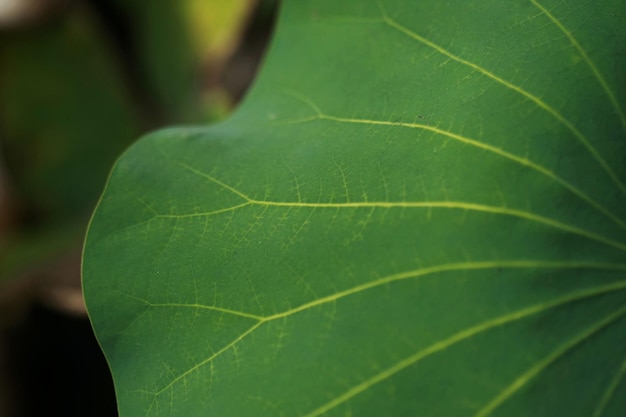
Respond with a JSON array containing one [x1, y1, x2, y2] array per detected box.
[[316, 113, 626, 231], [377, 4, 626, 196], [176, 162, 251, 202], [173, 158, 626, 252], [114, 290, 263, 321], [155, 202, 252, 219], [147, 302, 264, 321], [530, 0, 626, 133], [302, 282, 626, 417], [276, 90, 626, 231], [265, 262, 626, 321], [172, 172, 626, 252], [253, 200, 626, 253], [153, 321, 264, 395], [149, 265, 626, 398], [140, 261, 626, 323], [592, 354, 626, 417], [183, 197, 626, 252], [474, 305, 626, 417]]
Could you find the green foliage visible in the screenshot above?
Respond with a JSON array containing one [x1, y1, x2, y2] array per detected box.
[[0, 13, 141, 219], [83, 0, 626, 416]]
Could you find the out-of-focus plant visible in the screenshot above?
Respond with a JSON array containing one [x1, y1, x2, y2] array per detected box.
[[0, 0, 263, 314]]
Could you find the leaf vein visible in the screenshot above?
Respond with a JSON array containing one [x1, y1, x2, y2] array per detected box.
[[376, 2, 626, 195], [530, 0, 626, 133], [302, 284, 626, 417], [265, 262, 626, 321], [153, 321, 264, 395], [317, 112, 626, 231], [275, 91, 626, 231], [147, 265, 626, 400], [473, 305, 626, 417], [591, 353, 626, 417], [165, 192, 626, 253]]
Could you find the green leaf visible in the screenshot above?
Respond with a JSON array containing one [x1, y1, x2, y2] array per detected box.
[[83, 0, 626, 416]]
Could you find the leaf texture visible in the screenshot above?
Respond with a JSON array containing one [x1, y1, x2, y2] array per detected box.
[[83, 0, 626, 416]]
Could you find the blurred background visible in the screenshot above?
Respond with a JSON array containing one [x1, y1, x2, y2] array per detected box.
[[0, 0, 276, 415]]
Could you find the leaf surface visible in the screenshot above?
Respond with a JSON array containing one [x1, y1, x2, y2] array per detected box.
[[83, 0, 626, 416]]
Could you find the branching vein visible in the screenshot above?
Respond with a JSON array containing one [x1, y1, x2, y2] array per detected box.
[[303, 285, 626, 417], [167, 160, 626, 253], [130, 5, 626, 410], [474, 305, 626, 417], [530, 0, 626, 133], [375, 0, 626, 196], [592, 354, 626, 417], [275, 90, 626, 232], [153, 321, 264, 396], [143, 262, 626, 398]]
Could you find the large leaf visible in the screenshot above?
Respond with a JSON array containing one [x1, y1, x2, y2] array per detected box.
[[83, 0, 626, 416]]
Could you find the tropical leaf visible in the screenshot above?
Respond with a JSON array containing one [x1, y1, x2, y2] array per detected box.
[[83, 0, 626, 416]]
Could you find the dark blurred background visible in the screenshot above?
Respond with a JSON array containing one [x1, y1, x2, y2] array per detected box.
[[0, 0, 276, 415]]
